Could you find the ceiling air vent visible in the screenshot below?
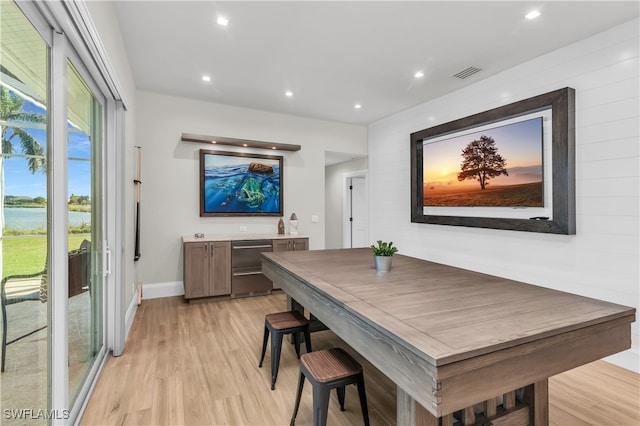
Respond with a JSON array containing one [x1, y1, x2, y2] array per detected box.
[[453, 67, 482, 79]]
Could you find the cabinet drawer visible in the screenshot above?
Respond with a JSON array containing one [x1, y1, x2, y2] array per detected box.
[[231, 268, 272, 298]]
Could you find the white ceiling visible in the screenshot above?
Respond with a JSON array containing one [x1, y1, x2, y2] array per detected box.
[[113, 1, 638, 127]]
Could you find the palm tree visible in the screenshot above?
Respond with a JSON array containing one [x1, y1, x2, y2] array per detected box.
[[0, 86, 47, 234], [1, 86, 46, 171]]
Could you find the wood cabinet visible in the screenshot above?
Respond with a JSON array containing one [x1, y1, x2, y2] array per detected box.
[[183, 236, 308, 299], [272, 238, 308, 253], [271, 238, 308, 289], [183, 241, 231, 299]]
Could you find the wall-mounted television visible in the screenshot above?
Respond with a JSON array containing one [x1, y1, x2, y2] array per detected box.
[[423, 115, 544, 209], [410, 87, 575, 234]]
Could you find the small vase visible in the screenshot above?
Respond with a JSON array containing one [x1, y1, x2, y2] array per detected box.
[[374, 255, 393, 273], [289, 213, 298, 235]]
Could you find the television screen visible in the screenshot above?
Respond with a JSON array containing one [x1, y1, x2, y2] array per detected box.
[[423, 116, 543, 208]]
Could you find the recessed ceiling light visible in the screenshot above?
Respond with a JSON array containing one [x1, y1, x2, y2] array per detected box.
[[354, 104, 362, 109], [202, 75, 211, 82], [525, 10, 541, 20], [414, 71, 424, 78], [243, 143, 248, 147], [285, 91, 293, 97], [217, 16, 229, 26]]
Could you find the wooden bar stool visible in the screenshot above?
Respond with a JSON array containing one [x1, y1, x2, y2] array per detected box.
[[259, 310, 311, 390], [290, 347, 370, 426]]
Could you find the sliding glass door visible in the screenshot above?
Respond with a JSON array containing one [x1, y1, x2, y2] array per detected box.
[[66, 59, 104, 408], [1, 1, 109, 423], [0, 0, 50, 420]]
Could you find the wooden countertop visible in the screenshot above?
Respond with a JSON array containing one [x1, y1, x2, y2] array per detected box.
[[262, 247, 635, 419], [182, 233, 308, 243], [262, 247, 635, 366]]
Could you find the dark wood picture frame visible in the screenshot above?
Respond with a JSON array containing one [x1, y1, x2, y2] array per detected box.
[[410, 87, 575, 234], [200, 149, 283, 217]]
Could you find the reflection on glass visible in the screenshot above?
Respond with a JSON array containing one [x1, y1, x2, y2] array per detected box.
[[66, 61, 102, 405], [0, 1, 49, 423]]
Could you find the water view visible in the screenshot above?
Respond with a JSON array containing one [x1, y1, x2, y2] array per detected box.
[[4, 207, 91, 230]]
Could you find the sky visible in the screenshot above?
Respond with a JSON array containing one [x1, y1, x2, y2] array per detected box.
[[423, 116, 543, 189], [204, 152, 280, 168], [3, 96, 92, 199]]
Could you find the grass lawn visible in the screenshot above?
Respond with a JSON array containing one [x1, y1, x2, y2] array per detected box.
[[2, 234, 90, 278]]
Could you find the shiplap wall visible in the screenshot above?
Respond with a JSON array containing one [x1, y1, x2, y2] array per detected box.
[[368, 19, 639, 372]]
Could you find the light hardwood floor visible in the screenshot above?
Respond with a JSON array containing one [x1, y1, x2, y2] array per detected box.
[[81, 294, 639, 425]]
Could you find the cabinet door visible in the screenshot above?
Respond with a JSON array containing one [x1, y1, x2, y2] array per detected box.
[[272, 239, 291, 252], [210, 241, 231, 296], [184, 242, 209, 299], [292, 238, 308, 251], [272, 238, 308, 290]]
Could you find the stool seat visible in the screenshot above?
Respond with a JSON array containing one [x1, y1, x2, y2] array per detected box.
[[266, 311, 309, 330], [259, 310, 311, 390], [301, 347, 362, 383], [290, 347, 370, 426]]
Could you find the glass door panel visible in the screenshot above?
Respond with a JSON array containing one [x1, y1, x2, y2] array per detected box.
[[0, 1, 50, 423], [66, 61, 103, 406]]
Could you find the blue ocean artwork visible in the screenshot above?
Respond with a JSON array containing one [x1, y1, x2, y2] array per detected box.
[[203, 157, 281, 214]]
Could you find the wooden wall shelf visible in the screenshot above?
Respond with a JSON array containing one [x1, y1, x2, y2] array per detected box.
[[181, 133, 301, 152]]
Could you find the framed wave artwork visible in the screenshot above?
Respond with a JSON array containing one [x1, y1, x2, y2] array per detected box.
[[200, 150, 283, 217]]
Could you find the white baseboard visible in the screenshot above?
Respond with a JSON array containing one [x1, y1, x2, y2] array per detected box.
[[124, 292, 138, 340], [141, 281, 184, 299], [604, 348, 640, 373]]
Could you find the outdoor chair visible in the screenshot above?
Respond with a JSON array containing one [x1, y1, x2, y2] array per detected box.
[[1, 268, 47, 372], [1, 239, 91, 372]]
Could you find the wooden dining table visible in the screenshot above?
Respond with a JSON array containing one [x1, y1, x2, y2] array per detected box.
[[262, 248, 636, 426]]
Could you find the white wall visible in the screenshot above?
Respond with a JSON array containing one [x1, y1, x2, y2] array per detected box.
[[325, 157, 369, 249], [135, 91, 367, 290], [368, 19, 639, 372]]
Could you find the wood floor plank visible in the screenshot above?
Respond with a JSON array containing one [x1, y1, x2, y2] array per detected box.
[[80, 294, 639, 425]]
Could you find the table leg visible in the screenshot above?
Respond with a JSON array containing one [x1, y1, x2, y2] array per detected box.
[[286, 294, 304, 314], [287, 295, 327, 333], [524, 379, 549, 426], [398, 386, 446, 426], [398, 382, 548, 426]]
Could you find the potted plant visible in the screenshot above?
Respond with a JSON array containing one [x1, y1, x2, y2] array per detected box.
[[371, 240, 398, 272]]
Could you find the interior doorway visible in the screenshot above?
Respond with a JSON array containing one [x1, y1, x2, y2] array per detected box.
[[343, 171, 368, 248]]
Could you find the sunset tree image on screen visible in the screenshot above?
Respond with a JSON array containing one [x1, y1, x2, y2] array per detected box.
[[457, 136, 508, 190]]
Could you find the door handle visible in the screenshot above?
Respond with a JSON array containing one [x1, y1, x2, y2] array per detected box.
[[233, 271, 263, 276], [232, 244, 272, 250], [104, 243, 111, 276]]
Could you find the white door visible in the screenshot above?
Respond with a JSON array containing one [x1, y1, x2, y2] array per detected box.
[[349, 176, 369, 248]]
